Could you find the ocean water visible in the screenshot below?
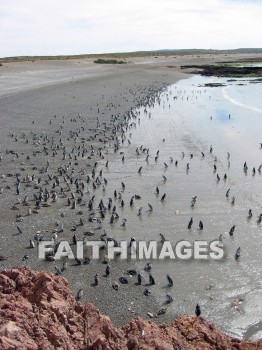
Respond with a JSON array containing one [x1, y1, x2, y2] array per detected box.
[[101, 75, 262, 339]]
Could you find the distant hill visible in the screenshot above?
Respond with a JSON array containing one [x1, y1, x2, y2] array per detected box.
[[155, 48, 262, 54], [1, 48, 262, 63]]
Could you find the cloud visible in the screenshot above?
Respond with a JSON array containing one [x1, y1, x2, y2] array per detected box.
[[0, 0, 261, 57]]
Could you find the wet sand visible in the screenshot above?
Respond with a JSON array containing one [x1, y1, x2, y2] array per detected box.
[[0, 53, 261, 338]]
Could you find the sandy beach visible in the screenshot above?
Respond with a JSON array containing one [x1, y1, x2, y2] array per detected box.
[[0, 52, 262, 337]]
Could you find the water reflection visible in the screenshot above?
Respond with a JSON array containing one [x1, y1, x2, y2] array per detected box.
[[104, 75, 262, 339]]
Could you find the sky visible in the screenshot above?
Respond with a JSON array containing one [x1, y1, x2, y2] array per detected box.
[[0, 0, 261, 57]]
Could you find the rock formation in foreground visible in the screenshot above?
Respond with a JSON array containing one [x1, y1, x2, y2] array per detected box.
[[0, 268, 261, 350]]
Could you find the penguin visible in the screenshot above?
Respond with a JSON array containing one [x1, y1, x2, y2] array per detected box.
[[144, 288, 151, 296], [195, 304, 201, 317], [159, 233, 166, 243], [137, 273, 142, 285], [121, 218, 127, 226], [191, 196, 197, 207], [83, 257, 91, 265], [110, 214, 115, 224], [29, 240, 35, 248], [94, 273, 99, 286], [160, 193, 166, 202], [144, 262, 152, 271], [62, 261, 68, 271], [112, 282, 119, 291], [75, 257, 82, 265], [235, 247, 241, 260], [188, 217, 193, 229], [229, 225, 236, 236], [76, 288, 83, 300], [166, 294, 173, 303], [129, 237, 136, 247], [54, 266, 62, 275], [105, 265, 111, 276], [17, 226, 23, 234], [119, 276, 128, 284], [149, 274, 155, 285], [166, 274, 173, 287]]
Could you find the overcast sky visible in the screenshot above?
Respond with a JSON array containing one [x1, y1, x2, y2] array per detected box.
[[0, 0, 261, 57]]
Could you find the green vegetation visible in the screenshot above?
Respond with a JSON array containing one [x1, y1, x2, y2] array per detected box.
[[93, 58, 127, 64], [204, 83, 226, 87]]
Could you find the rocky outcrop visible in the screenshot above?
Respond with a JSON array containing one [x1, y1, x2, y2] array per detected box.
[[0, 267, 261, 350], [180, 64, 262, 77]]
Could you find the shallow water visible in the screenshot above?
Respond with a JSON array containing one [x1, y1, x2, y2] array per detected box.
[[100, 75, 262, 339]]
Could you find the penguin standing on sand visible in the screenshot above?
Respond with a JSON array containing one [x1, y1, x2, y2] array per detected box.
[[94, 273, 99, 286], [166, 274, 173, 287], [229, 225, 236, 236], [235, 247, 241, 260], [188, 218, 193, 229], [149, 274, 155, 285], [105, 265, 111, 276]]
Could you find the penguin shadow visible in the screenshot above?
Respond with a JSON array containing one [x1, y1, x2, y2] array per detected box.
[[91, 282, 98, 287], [160, 284, 173, 290], [134, 282, 142, 286], [71, 261, 82, 267]]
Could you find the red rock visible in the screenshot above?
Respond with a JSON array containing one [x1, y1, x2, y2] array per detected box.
[[0, 267, 261, 350]]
